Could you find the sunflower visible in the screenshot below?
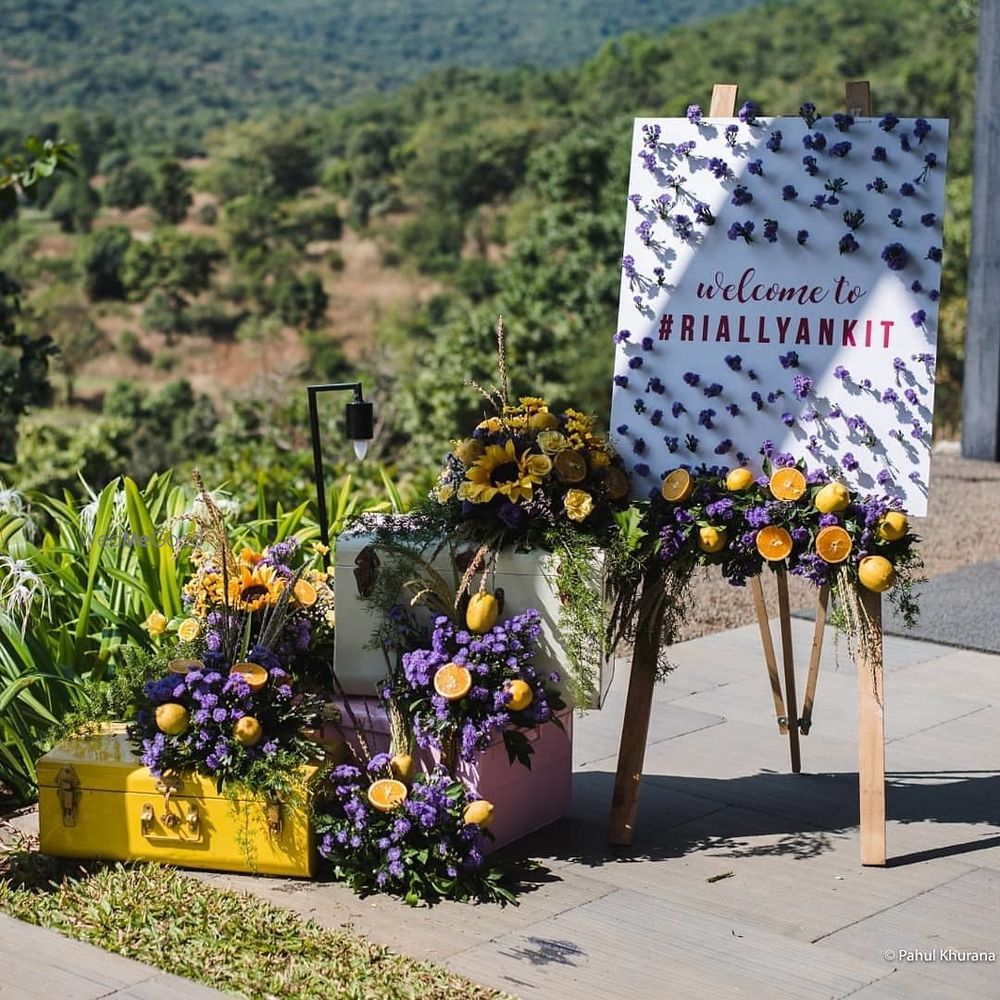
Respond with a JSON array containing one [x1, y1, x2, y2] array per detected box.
[[228, 563, 284, 612], [463, 440, 553, 503]]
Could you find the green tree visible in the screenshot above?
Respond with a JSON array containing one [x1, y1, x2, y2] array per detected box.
[[149, 159, 193, 224], [30, 284, 106, 402], [273, 271, 328, 330], [104, 162, 154, 210], [81, 224, 133, 300], [48, 177, 100, 233]]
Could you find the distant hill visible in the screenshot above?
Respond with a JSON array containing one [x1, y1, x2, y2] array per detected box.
[[0, 0, 763, 137]]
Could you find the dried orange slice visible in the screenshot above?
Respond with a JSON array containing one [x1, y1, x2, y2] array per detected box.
[[230, 662, 269, 693], [815, 525, 853, 563], [661, 468, 694, 503], [603, 466, 629, 500], [433, 663, 472, 701], [168, 658, 202, 675], [293, 578, 318, 607], [368, 778, 408, 813], [756, 525, 793, 562], [553, 449, 587, 483], [769, 467, 807, 501]]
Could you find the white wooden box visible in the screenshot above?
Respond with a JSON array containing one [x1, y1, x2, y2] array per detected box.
[[333, 519, 613, 708]]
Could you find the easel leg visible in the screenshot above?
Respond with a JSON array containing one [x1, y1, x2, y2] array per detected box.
[[799, 585, 829, 735], [856, 588, 886, 866], [775, 570, 801, 773], [750, 575, 788, 734]]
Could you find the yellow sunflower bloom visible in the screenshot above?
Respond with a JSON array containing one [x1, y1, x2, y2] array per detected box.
[[464, 440, 550, 503], [228, 563, 284, 612]]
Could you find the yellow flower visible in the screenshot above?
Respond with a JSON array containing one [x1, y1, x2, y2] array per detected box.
[[228, 563, 284, 612], [177, 618, 201, 642], [238, 547, 262, 566], [436, 482, 456, 503], [464, 440, 551, 503], [563, 489, 595, 522], [518, 396, 546, 411], [453, 438, 485, 465], [312, 541, 330, 556], [141, 610, 168, 636], [476, 416, 503, 433], [537, 430, 569, 455]]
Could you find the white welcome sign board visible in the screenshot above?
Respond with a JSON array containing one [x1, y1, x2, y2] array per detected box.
[[610, 112, 948, 515]]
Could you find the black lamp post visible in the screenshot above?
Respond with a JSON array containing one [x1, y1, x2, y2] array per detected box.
[[307, 381, 374, 556]]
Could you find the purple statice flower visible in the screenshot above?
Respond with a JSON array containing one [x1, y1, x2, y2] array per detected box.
[[686, 104, 702, 124], [650, 409, 663, 426], [724, 124, 739, 147], [642, 123, 662, 147], [697, 408, 716, 429], [881, 242, 909, 271], [799, 102, 820, 127], [628, 355, 644, 369], [726, 403, 740, 417], [613, 374, 629, 388], [905, 388, 919, 406], [634, 462, 650, 477], [638, 150, 657, 172], [706, 497, 735, 521], [622, 256, 638, 280], [781, 412, 795, 427], [664, 436, 679, 453], [893, 356, 908, 375], [877, 469, 893, 486], [738, 100, 759, 125], [911, 309, 927, 327], [498, 500, 526, 530], [929, 289, 940, 301], [653, 266, 665, 284], [751, 391, 764, 410], [900, 182, 916, 197], [843, 209, 865, 231], [676, 140, 696, 157], [641, 336, 654, 351], [828, 403, 842, 418], [900, 132, 912, 152], [839, 233, 860, 254], [614, 328, 631, 344], [766, 130, 783, 152], [707, 157, 729, 179], [926, 245, 942, 262], [882, 388, 900, 404], [920, 213, 936, 227], [647, 376, 665, 393], [911, 280, 923, 292], [792, 374, 814, 399], [714, 439, 734, 456], [879, 113, 900, 132], [632, 436, 646, 453], [671, 401, 686, 418], [636, 219, 655, 245], [748, 158, 764, 176], [909, 471, 922, 484], [803, 130, 827, 151], [779, 350, 799, 369], [911, 420, 925, 440], [763, 218, 779, 243], [832, 113, 854, 132], [703, 382, 723, 398], [796, 229, 809, 246], [727, 220, 755, 244], [616, 424, 629, 435], [683, 371, 700, 387], [841, 452, 859, 472], [724, 354, 742, 371], [872, 146, 888, 162], [767, 389, 784, 403], [802, 155, 819, 176], [867, 176, 888, 193], [746, 505, 773, 529], [913, 118, 931, 143], [628, 193, 642, 210], [684, 433, 699, 452], [655, 192, 672, 218], [694, 201, 715, 226], [811, 194, 827, 209], [889, 208, 903, 227], [782, 184, 798, 201], [830, 141, 852, 158], [633, 400, 646, 415], [673, 214, 693, 240]]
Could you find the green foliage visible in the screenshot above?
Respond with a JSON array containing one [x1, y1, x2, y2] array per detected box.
[[148, 159, 193, 224], [81, 225, 133, 300], [48, 177, 100, 233], [103, 162, 154, 211], [273, 272, 329, 330]]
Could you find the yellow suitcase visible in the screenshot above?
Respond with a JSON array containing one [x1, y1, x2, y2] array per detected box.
[[37, 727, 319, 877]]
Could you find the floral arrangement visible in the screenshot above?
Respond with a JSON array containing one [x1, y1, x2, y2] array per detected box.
[[315, 756, 514, 905]]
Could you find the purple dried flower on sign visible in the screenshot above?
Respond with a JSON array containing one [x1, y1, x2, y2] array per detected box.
[[727, 220, 755, 244], [686, 104, 702, 124], [641, 336, 654, 351], [828, 404, 842, 418], [879, 113, 899, 132], [909, 471, 922, 484], [703, 382, 723, 398], [622, 256, 637, 280], [893, 356, 908, 374], [905, 388, 919, 405], [634, 463, 650, 477], [872, 146, 888, 162], [673, 214, 693, 240], [889, 208, 902, 227], [708, 157, 729, 179], [782, 184, 798, 201], [616, 424, 629, 435], [638, 150, 657, 172], [671, 401, 686, 417], [697, 408, 716, 428], [656, 193, 672, 218], [881, 242, 909, 271], [683, 371, 700, 387], [803, 131, 827, 151], [628, 356, 644, 369], [802, 406, 818, 422], [636, 219, 655, 244], [929, 289, 940, 301], [841, 452, 859, 472], [685, 433, 699, 452], [839, 233, 860, 254], [923, 151, 938, 171], [613, 374, 629, 388], [811, 194, 827, 209], [725, 124, 739, 146], [633, 295, 643, 309], [664, 436, 679, 453], [797, 229, 809, 245], [833, 112, 854, 132], [766, 130, 783, 152], [882, 388, 899, 403], [911, 280, 923, 292], [642, 123, 662, 148], [867, 176, 888, 193], [751, 391, 764, 410], [694, 201, 715, 225], [726, 403, 740, 417], [650, 409, 663, 426], [628, 193, 642, 209], [633, 399, 646, 414], [926, 245, 942, 262], [877, 469, 893, 486], [781, 412, 795, 427], [714, 439, 734, 455], [900, 182, 916, 197], [738, 100, 759, 125], [799, 102, 820, 127], [861, 379, 872, 391], [724, 354, 742, 371], [792, 374, 814, 399], [911, 420, 925, 440], [920, 213, 936, 227], [633, 437, 646, 454], [779, 350, 799, 369], [653, 266, 665, 284], [614, 328, 631, 343], [676, 140, 696, 157], [911, 310, 927, 327], [830, 141, 852, 158], [748, 159, 764, 176], [763, 218, 778, 243], [647, 376, 665, 394], [748, 369, 759, 381], [900, 132, 912, 152], [914, 118, 931, 142], [767, 390, 784, 402]]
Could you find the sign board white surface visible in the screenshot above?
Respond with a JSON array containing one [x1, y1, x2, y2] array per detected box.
[[610, 112, 948, 515]]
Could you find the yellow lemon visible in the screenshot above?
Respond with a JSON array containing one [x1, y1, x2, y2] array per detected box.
[[697, 525, 727, 554], [368, 779, 408, 813], [155, 703, 189, 736], [233, 716, 263, 747], [858, 555, 896, 593], [876, 511, 908, 542], [814, 481, 851, 513], [506, 679, 534, 712], [390, 753, 415, 784], [462, 800, 495, 828], [466, 592, 499, 633], [177, 618, 201, 642], [529, 410, 559, 431], [725, 467, 754, 492]]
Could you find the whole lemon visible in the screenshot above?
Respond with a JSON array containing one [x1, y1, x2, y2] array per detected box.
[[233, 716, 264, 747], [155, 703, 189, 736], [466, 592, 499, 633], [529, 410, 559, 431], [462, 800, 495, 828], [858, 555, 896, 593], [698, 525, 727, 553], [876, 511, 908, 542], [506, 679, 534, 712], [725, 467, 754, 492], [814, 482, 851, 513]]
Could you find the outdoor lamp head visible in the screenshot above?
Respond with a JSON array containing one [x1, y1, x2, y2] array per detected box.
[[345, 399, 374, 461]]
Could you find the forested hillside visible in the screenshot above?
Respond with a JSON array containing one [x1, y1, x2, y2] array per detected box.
[[0, 0, 980, 512], [0, 0, 760, 139]]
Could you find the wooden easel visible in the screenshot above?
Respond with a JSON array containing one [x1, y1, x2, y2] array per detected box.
[[608, 81, 887, 867]]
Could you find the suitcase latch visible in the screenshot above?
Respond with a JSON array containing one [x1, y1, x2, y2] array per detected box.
[[140, 802, 154, 835], [266, 800, 282, 836], [54, 765, 80, 827]]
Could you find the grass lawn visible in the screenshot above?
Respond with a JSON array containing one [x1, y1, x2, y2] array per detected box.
[[0, 843, 506, 999]]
